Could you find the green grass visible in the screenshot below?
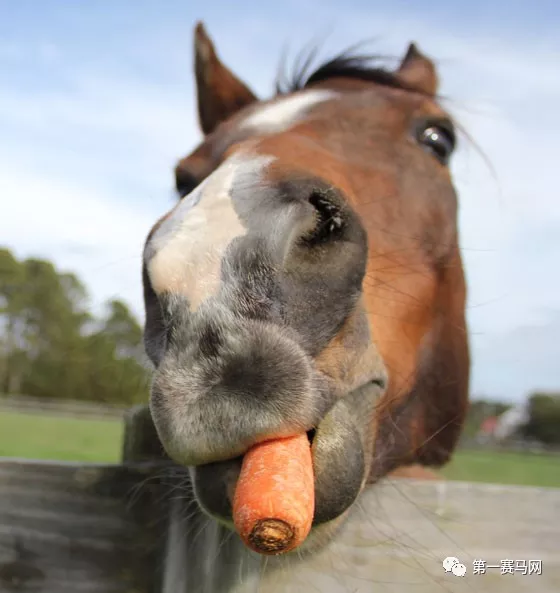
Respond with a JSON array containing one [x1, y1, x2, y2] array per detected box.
[[0, 410, 123, 463], [441, 448, 560, 488]]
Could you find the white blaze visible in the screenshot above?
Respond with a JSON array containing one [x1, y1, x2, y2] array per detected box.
[[241, 90, 337, 135], [145, 90, 337, 310], [146, 154, 274, 310]]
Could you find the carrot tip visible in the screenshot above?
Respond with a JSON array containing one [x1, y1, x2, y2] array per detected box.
[[248, 518, 295, 555]]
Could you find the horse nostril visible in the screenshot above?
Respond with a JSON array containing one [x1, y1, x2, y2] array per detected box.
[[307, 428, 316, 444], [301, 190, 345, 246]]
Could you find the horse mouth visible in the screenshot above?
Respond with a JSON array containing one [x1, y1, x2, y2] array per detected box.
[[188, 379, 383, 544], [221, 429, 316, 506]]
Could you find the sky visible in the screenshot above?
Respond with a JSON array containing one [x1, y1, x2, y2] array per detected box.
[[1, 0, 559, 403]]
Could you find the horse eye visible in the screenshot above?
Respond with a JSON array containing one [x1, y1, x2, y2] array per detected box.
[[417, 124, 455, 165]]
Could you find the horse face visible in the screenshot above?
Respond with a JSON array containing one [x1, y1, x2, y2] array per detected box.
[[141, 23, 469, 552]]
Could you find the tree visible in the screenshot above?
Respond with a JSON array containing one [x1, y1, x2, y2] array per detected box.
[[0, 247, 149, 405], [0, 248, 27, 392], [98, 299, 145, 362], [462, 398, 511, 438], [81, 299, 149, 404], [522, 392, 560, 446]]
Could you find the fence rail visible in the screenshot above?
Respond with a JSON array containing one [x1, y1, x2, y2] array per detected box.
[[458, 436, 560, 455], [0, 394, 128, 420], [0, 405, 559, 592]]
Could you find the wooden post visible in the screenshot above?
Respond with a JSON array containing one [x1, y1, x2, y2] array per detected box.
[[122, 404, 168, 463], [121, 405, 262, 592]]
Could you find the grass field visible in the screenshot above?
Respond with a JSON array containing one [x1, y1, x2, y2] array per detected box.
[[441, 448, 560, 488], [0, 409, 123, 463], [1, 410, 559, 488]]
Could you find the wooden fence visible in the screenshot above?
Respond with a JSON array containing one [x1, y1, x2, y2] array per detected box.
[[1, 405, 559, 592], [0, 394, 127, 420]]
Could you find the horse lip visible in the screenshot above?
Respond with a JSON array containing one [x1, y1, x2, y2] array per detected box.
[[213, 378, 384, 532], [226, 473, 237, 506]]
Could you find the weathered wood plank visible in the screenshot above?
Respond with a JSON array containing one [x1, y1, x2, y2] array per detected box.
[[2, 457, 558, 592], [255, 479, 560, 593], [161, 478, 560, 593], [0, 459, 169, 593]]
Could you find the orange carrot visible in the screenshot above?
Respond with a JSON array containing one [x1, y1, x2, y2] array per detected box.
[[232, 433, 315, 555]]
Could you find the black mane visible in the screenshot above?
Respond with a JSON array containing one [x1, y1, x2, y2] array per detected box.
[[275, 44, 413, 95]]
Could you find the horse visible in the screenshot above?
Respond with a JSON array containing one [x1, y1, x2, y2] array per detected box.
[[141, 21, 470, 554]]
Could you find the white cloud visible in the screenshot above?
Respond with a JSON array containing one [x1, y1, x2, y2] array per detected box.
[[0, 166, 160, 319]]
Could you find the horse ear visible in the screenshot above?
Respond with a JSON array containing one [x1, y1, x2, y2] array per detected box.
[[194, 22, 258, 135], [372, 247, 470, 478], [395, 43, 438, 96]]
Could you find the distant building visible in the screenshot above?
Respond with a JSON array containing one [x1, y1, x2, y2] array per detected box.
[[475, 402, 529, 444], [493, 403, 529, 442], [481, 416, 498, 435], [477, 416, 498, 442]]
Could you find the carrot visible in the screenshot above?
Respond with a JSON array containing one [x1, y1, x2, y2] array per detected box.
[[232, 433, 315, 555]]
